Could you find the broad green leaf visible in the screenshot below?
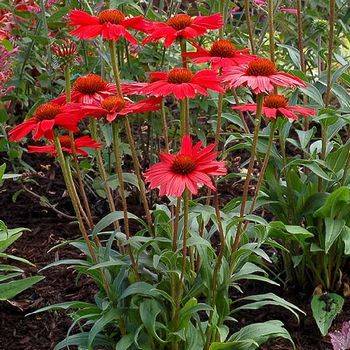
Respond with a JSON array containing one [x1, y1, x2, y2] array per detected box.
[[311, 293, 344, 336], [324, 218, 345, 253], [140, 299, 166, 343], [88, 308, 117, 346], [229, 320, 294, 349], [116, 334, 134, 350], [0, 276, 44, 300], [209, 340, 257, 350], [54, 333, 113, 350], [92, 211, 144, 236]]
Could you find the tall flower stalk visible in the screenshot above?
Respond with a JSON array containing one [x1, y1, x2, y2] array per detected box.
[[64, 65, 94, 229], [231, 94, 264, 255], [108, 40, 153, 234]]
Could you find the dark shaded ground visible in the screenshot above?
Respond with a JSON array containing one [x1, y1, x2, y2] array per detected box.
[[0, 155, 349, 350], [0, 159, 97, 350]]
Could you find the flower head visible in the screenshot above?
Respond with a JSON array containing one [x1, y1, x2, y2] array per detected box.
[[54, 74, 116, 105], [68, 9, 149, 43], [222, 57, 305, 94], [140, 68, 223, 100], [184, 39, 256, 69], [122, 72, 165, 96], [66, 95, 161, 122], [232, 93, 316, 121], [8, 101, 82, 141], [145, 135, 227, 197], [28, 135, 101, 157], [142, 13, 223, 47]]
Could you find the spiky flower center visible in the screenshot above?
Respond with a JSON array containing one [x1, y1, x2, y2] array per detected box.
[[51, 39, 77, 58], [34, 102, 61, 121], [73, 74, 108, 95], [167, 68, 193, 84], [98, 9, 125, 24], [209, 39, 236, 58], [171, 155, 196, 175], [59, 135, 73, 148], [101, 96, 126, 112], [167, 14, 192, 30], [264, 94, 288, 108], [246, 58, 277, 76], [148, 72, 162, 83]]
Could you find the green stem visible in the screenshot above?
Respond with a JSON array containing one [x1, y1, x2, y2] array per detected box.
[[64, 65, 94, 229], [124, 117, 153, 234], [230, 94, 264, 256], [180, 98, 190, 136], [112, 122, 139, 278], [214, 93, 224, 151], [205, 190, 226, 348], [172, 189, 190, 350], [267, 0, 275, 64], [53, 135, 97, 261], [244, 0, 256, 54], [246, 121, 277, 216], [108, 41, 123, 97], [161, 100, 170, 153], [324, 0, 336, 107]]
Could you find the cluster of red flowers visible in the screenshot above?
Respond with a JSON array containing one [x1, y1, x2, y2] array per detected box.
[[9, 7, 316, 197]]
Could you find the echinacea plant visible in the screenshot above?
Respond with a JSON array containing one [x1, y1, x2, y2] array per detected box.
[[3, 0, 350, 349]]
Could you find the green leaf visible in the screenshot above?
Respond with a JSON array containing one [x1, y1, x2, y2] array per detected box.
[[0, 276, 44, 300], [342, 226, 350, 255], [229, 320, 294, 349], [311, 293, 344, 336], [88, 308, 117, 346], [92, 211, 144, 236], [324, 218, 346, 253], [140, 299, 166, 343], [299, 84, 324, 106], [54, 333, 113, 350], [234, 293, 304, 321], [315, 187, 350, 219], [116, 334, 134, 350], [210, 340, 258, 350], [28, 301, 95, 315]]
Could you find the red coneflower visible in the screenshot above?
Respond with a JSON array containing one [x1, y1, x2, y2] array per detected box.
[[54, 74, 116, 105], [67, 95, 161, 122], [68, 9, 149, 43], [232, 94, 316, 121], [8, 102, 82, 142], [142, 13, 223, 47], [222, 57, 305, 94], [145, 135, 227, 197], [184, 39, 256, 69], [140, 68, 224, 100], [28, 135, 101, 157], [122, 72, 164, 96]]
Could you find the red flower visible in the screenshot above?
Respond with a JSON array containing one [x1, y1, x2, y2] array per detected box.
[[54, 74, 116, 105], [8, 102, 82, 142], [140, 68, 224, 100], [67, 96, 161, 122], [69, 9, 149, 43], [145, 135, 227, 197], [142, 13, 223, 47], [232, 94, 316, 121], [28, 135, 101, 157], [222, 57, 305, 94], [184, 39, 256, 69], [122, 72, 166, 96]]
